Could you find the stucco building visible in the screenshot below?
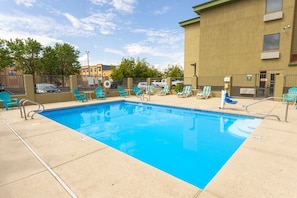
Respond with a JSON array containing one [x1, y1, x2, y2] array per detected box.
[[80, 64, 113, 80], [180, 0, 297, 97]]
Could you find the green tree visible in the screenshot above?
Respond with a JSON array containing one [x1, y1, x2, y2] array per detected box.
[[0, 39, 14, 72], [54, 43, 81, 86], [6, 38, 42, 75], [111, 57, 162, 80], [39, 46, 59, 75], [164, 64, 184, 78]]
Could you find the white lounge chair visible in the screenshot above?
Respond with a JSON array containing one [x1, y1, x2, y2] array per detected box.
[[157, 85, 170, 96], [177, 85, 192, 98], [196, 86, 211, 99]]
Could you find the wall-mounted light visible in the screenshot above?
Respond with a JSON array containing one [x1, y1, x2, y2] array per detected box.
[[283, 25, 291, 33], [191, 63, 197, 77]]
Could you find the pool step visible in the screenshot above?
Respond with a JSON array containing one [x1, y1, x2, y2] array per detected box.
[[228, 119, 262, 138]]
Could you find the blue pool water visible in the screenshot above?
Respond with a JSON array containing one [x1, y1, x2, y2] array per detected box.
[[41, 101, 262, 189]]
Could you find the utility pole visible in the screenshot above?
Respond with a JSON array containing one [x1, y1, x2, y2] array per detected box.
[[86, 51, 90, 76]]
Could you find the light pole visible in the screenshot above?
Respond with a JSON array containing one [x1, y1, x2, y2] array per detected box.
[[86, 51, 90, 76]]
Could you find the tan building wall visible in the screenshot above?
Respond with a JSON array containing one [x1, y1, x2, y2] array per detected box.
[[80, 64, 103, 77], [180, 0, 297, 97], [184, 20, 200, 78], [181, 0, 297, 78]]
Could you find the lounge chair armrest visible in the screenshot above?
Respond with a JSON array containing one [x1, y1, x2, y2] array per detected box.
[[11, 98, 19, 102]]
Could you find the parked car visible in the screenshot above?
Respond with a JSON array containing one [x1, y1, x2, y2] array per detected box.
[[151, 80, 161, 88], [137, 82, 158, 90], [153, 79, 183, 88], [35, 83, 61, 94], [0, 84, 4, 92], [137, 82, 148, 90], [110, 81, 118, 89]]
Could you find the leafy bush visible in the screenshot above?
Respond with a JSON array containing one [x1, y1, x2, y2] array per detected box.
[[174, 84, 183, 93]]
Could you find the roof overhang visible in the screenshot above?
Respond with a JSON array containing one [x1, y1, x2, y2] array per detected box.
[[193, 0, 234, 14], [179, 0, 234, 27], [179, 17, 200, 27]]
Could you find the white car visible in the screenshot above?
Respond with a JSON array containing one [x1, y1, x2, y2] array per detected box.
[[137, 82, 147, 90], [35, 83, 61, 94]]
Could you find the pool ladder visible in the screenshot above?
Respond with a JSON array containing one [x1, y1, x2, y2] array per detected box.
[[137, 93, 149, 101], [19, 99, 45, 120], [243, 97, 288, 121]]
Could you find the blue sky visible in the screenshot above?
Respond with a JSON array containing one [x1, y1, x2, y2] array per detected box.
[[0, 0, 207, 71]]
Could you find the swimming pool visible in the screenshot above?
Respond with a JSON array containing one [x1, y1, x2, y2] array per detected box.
[[41, 101, 262, 189]]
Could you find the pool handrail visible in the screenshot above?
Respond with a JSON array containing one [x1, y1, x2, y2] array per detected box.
[[244, 97, 283, 121], [19, 98, 45, 120]]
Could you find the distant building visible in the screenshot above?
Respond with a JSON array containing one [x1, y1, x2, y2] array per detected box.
[[0, 62, 21, 76], [80, 64, 114, 81]]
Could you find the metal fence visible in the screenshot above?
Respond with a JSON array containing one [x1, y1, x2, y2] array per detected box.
[[0, 75, 24, 94], [2, 74, 297, 97], [132, 78, 147, 87], [76, 76, 128, 90], [284, 74, 297, 90], [34, 75, 71, 92]]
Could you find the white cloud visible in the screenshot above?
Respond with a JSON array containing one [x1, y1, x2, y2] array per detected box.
[[0, 12, 57, 34], [90, 0, 137, 14], [104, 26, 184, 69], [124, 43, 156, 56], [82, 13, 117, 35], [105, 48, 125, 56], [112, 0, 137, 13], [57, 10, 118, 35], [89, 0, 108, 5], [153, 6, 170, 15], [124, 43, 180, 59], [0, 30, 63, 46], [64, 13, 81, 28], [15, 0, 36, 7], [133, 28, 183, 45]]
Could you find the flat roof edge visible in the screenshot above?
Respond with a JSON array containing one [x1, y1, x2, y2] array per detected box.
[[179, 17, 200, 27], [193, 0, 234, 13]]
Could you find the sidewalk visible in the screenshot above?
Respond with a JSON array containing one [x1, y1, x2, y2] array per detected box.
[[1, 96, 297, 198]]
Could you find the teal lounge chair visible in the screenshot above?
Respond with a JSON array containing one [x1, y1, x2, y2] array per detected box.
[[133, 86, 143, 96], [0, 91, 20, 110], [196, 86, 212, 99], [95, 87, 106, 100], [282, 87, 297, 105], [118, 86, 129, 97], [177, 85, 192, 98], [73, 88, 87, 102], [157, 85, 170, 96]]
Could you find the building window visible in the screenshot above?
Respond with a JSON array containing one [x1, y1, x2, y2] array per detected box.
[[263, 33, 280, 51], [266, 0, 282, 13], [9, 70, 16, 76]]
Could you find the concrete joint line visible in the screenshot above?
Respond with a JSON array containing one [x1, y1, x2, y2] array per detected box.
[[0, 115, 78, 198]]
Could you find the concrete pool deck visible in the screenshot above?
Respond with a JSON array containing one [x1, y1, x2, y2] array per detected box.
[[1, 95, 297, 198]]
